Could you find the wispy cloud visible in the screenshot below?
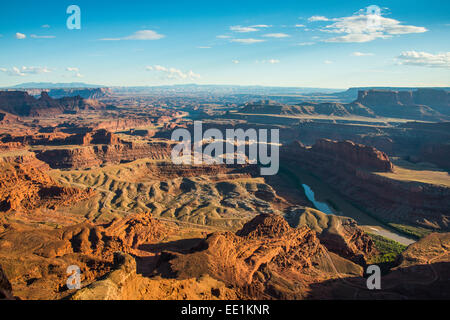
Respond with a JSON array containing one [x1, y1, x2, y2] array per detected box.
[[262, 33, 290, 38], [229, 25, 271, 33], [297, 42, 315, 46], [216, 35, 231, 39], [230, 26, 259, 33], [397, 51, 450, 68], [295, 24, 305, 28], [324, 60, 333, 64], [249, 24, 271, 28], [15, 32, 26, 39], [308, 16, 330, 22], [230, 38, 266, 44], [0, 66, 51, 76], [197, 46, 211, 49], [30, 34, 56, 39], [100, 30, 165, 41], [66, 67, 83, 77], [41, 24, 50, 28], [232, 60, 240, 64], [258, 59, 280, 64], [146, 65, 201, 80], [352, 52, 374, 56]]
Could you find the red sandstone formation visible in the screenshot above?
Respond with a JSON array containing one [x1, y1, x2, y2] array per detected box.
[[35, 140, 175, 169], [284, 207, 376, 265], [0, 153, 94, 212], [311, 139, 394, 172], [157, 213, 362, 299], [0, 91, 104, 117], [0, 212, 169, 300], [282, 140, 450, 231]]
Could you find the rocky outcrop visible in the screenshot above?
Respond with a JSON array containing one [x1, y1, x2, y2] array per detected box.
[[157, 213, 363, 299], [0, 212, 169, 300], [311, 139, 394, 172], [0, 111, 21, 125], [0, 91, 104, 117], [36, 141, 175, 169], [419, 143, 450, 170], [282, 140, 450, 231], [307, 231, 450, 299], [0, 265, 14, 300], [284, 207, 376, 265], [239, 100, 375, 118], [356, 89, 449, 120], [71, 252, 237, 300], [0, 152, 94, 211], [45, 88, 112, 99]]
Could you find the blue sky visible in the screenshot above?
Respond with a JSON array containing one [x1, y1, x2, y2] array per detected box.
[[0, 0, 449, 88]]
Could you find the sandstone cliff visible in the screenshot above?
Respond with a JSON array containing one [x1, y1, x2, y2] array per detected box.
[[284, 206, 376, 265], [0, 152, 94, 212], [282, 140, 450, 231], [0, 91, 104, 117]]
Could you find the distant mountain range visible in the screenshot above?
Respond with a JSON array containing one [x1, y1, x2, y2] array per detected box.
[[238, 88, 450, 121]]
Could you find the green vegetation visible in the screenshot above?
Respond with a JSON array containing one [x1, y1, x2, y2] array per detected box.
[[367, 233, 407, 265], [389, 223, 432, 239]]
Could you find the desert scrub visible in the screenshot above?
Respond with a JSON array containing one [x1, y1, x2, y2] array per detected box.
[[367, 233, 407, 266], [388, 223, 432, 239]]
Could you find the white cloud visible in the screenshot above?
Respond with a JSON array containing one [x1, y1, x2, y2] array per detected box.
[[15, 32, 26, 39], [232, 60, 240, 64], [30, 34, 56, 39], [230, 26, 259, 33], [197, 46, 211, 49], [262, 33, 290, 38], [397, 51, 450, 68], [154, 65, 168, 72], [352, 52, 374, 56], [230, 25, 271, 33], [0, 66, 51, 76], [297, 42, 315, 46], [295, 24, 305, 28], [308, 16, 330, 22], [230, 38, 266, 44], [146, 65, 201, 80], [256, 59, 280, 64], [66, 67, 83, 78], [216, 35, 231, 39], [100, 30, 165, 41], [41, 24, 50, 28], [321, 9, 427, 43], [324, 60, 333, 64]]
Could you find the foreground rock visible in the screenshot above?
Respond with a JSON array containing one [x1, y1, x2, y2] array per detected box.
[[156, 213, 363, 299], [0, 152, 94, 212], [0, 212, 168, 299], [71, 252, 237, 300], [308, 232, 450, 299], [284, 206, 376, 265]]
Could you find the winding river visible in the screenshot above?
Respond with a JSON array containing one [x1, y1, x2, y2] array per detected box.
[[283, 166, 416, 246]]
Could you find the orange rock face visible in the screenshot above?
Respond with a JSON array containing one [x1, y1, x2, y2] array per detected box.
[[311, 139, 394, 172], [0, 212, 169, 300], [157, 214, 362, 299], [0, 154, 94, 212]]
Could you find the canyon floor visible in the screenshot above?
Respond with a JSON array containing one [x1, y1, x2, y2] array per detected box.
[[0, 88, 449, 300]]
